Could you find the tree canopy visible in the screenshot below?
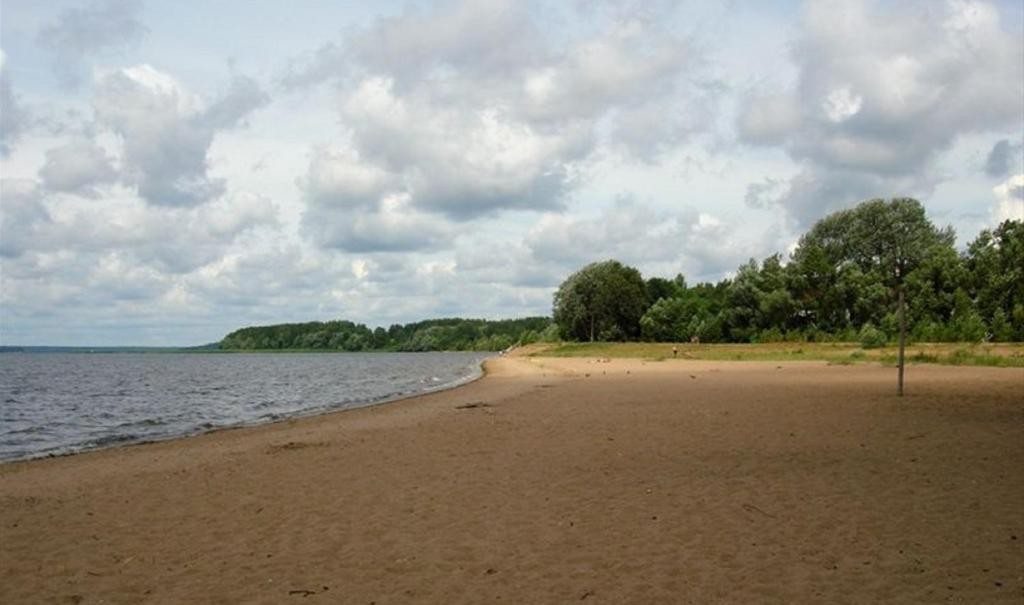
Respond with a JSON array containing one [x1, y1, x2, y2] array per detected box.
[[562, 202, 1021, 346], [553, 260, 648, 341], [220, 317, 555, 352]]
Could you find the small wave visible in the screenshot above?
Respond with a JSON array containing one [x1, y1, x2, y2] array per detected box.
[[87, 433, 140, 448], [115, 417, 167, 429], [1, 351, 491, 461], [5, 425, 48, 435]]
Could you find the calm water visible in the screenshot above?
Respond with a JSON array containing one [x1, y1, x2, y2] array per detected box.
[[0, 352, 490, 461]]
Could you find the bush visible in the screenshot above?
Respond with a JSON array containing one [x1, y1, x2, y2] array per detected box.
[[784, 330, 809, 343], [880, 313, 900, 339], [912, 321, 947, 343], [989, 309, 1011, 342], [539, 323, 561, 342], [755, 327, 785, 343], [859, 323, 887, 349], [951, 310, 987, 343], [835, 327, 859, 342]]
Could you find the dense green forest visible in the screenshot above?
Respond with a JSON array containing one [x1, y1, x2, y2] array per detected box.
[[220, 317, 556, 352], [556, 200, 1023, 346], [222, 199, 1022, 352]]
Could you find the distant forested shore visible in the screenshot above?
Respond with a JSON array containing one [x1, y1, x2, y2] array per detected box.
[[219, 317, 556, 352]]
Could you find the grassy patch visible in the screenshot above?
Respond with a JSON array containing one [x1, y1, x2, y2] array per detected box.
[[531, 341, 1024, 367]]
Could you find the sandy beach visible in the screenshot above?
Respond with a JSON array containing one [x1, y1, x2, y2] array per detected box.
[[1, 356, 1022, 604]]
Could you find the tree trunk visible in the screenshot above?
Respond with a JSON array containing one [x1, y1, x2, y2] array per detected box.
[[589, 315, 595, 342], [898, 286, 906, 397]]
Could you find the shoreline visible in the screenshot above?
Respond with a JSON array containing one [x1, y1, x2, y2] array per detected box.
[[0, 354, 534, 472], [2, 357, 1021, 603], [0, 352, 495, 465]]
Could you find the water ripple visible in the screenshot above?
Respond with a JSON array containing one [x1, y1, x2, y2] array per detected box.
[[0, 352, 488, 461]]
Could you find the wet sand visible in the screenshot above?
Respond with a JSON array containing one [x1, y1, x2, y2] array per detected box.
[[1, 357, 1022, 604]]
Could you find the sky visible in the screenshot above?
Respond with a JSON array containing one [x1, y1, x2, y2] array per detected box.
[[0, 0, 1022, 346]]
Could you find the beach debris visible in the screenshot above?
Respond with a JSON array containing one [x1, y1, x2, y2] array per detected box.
[[455, 402, 490, 409], [288, 588, 318, 597], [267, 441, 327, 454], [580, 590, 595, 600], [485, 568, 498, 575], [689, 374, 697, 379], [741, 503, 776, 519]]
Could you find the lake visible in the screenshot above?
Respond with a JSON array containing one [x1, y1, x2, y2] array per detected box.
[[0, 351, 490, 461]]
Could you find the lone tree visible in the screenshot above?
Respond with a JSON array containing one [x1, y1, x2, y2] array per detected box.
[[553, 260, 648, 341], [794, 198, 953, 395]]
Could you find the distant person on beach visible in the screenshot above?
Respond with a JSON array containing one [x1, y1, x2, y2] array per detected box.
[[672, 346, 678, 358]]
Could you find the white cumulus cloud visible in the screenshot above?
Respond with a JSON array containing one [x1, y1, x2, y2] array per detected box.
[[993, 174, 1024, 223]]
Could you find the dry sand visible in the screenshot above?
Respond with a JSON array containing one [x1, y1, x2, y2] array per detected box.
[[1, 357, 1022, 604]]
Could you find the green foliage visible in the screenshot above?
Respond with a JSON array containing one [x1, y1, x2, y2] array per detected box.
[[858, 323, 887, 349], [990, 308, 1013, 342], [640, 297, 689, 341], [553, 260, 648, 342], [592, 211, 1016, 346], [557, 206, 1014, 348], [943, 288, 982, 342], [755, 327, 786, 343], [537, 323, 562, 343], [221, 317, 552, 352], [964, 220, 1024, 341], [717, 255, 797, 342], [645, 276, 684, 304], [638, 278, 728, 343], [787, 198, 954, 337]]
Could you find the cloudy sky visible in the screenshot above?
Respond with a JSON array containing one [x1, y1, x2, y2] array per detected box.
[[1, 0, 1022, 346]]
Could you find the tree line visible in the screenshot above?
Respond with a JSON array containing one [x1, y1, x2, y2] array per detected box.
[[219, 317, 556, 352], [554, 199, 1023, 346], [221, 199, 1020, 353]]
